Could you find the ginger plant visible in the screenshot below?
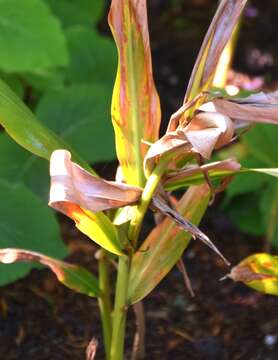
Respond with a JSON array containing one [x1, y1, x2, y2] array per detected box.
[[1, 1, 278, 359]]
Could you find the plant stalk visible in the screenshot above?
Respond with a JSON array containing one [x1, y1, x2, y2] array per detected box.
[[110, 255, 130, 360], [98, 250, 112, 360], [128, 156, 170, 245]]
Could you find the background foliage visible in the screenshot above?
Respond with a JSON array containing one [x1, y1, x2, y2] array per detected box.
[[0, 0, 117, 284]]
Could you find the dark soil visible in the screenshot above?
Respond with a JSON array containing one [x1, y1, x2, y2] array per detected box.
[[1, 1, 278, 359], [1, 209, 278, 360]]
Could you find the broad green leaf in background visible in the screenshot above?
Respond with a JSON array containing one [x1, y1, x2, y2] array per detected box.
[[0, 83, 116, 200], [0, 78, 120, 264], [65, 27, 117, 85], [223, 125, 278, 248], [0, 181, 67, 285], [45, 0, 105, 29], [0, 248, 100, 297], [36, 84, 116, 162], [227, 253, 278, 296], [128, 184, 210, 304], [0, 0, 68, 72], [108, 0, 161, 187], [23, 68, 65, 93], [0, 78, 94, 173], [244, 124, 278, 167], [0, 73, 24, 98], [0, 134, 49, 201]]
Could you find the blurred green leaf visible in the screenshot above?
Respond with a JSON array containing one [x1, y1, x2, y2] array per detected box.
[[0, 73, 24, 98], [23, 68, 65, 92], [65, 27, 117, 85], [0, 0, 68, 71], [260, 182, 278, 249], [0, 134, 49, 200], [0, 181, 67, 285], [36, 84, 116, 163], [223, 125, 278, 248], [45, 0, 104, 28], [225, 193, 265, 236], [243, 124, 278, 167]]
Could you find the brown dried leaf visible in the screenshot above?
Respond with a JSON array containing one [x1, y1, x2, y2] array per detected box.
[[199, 92, 278, 125], [0, 248, 100, 297], [151, 196, 230, 265], [144, 111, 235, 173], [185, 0, 247, 102], [49, 150, 142, 255], [49, 150, 142, 213]]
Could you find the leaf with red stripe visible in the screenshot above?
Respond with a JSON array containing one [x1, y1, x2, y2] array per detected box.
[[108, 0, 161, 186]]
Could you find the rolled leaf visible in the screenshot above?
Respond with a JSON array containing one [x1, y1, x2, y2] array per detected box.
[[49, 150, 142, 256], [49, 150, 142, 212], [226, 253, 278, 296], [199, 92, 278, 125], [108, 0, 161, 186], [128, 184, 210, 304], [0, 248, 100, 297], [185, 0, 247, 102], [0, 78, 93, 174]]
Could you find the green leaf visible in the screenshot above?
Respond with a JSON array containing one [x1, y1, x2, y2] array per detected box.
[[0, 0, 68, 71], [36, 84, 116, 163], [222, 126, 278, 248], [23, 68, 65, 92], [0, 73, 24, 98], [0, 133, 50, 201], [0, 78, 94, 173], [108, 0, 161, 186], [128, 184, 210, 304], [45, 0, 104, 28], [225, 193, 265, 236], [0, 181, 67, 285], [0, 79, 119, 255], [260, 182, 278, 248], [243, 124, 278, 167], [65, 27, 117, 85], [227, 253, 278, 296], [0, 248, 100, 297]]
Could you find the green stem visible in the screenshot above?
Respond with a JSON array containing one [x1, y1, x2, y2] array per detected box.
[[109, 157, 170, 360], [110, 255, 130, 360], [98, 250, 112, 360], [128, 156, 170, 245]]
